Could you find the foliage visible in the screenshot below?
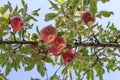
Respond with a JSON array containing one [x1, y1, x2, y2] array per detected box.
[[0, 0, 120, 80]]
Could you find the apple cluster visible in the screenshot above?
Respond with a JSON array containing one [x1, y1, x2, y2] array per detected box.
[[40, 25, 66, 56], [10, 16, 76, 63], [40, 25, 76, 63]]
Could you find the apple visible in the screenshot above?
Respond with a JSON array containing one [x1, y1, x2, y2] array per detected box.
[[10, 16, 24, 30], [62, 48, 76, 63], [52, 36, 66, 50], [40, 25, 58, 42], [80, 11, 95, 25], [48, 45, 61, 56]]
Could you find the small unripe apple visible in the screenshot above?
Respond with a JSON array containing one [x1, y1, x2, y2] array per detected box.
[[10, 16, 24, 30], [40, 25, 58, 43], [62, 48, 76, 63], [52, 36, 66, 50], [30, 44, 38, 49], [28, 44, 38, 55], [48, 45, 61, 56], [80, 11, 95, 25]]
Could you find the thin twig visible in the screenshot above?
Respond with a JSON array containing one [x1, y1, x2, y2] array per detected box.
[[22, 28, 27, 41], [44, 64, 49, 80], [10, 31, 17, 41], [54, 64, 63, 75]]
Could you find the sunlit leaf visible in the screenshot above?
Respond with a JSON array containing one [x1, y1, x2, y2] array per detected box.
[[45, 13, 58, 21], [89, 0, 97, 17], [0, 5, 8, 15], [98, 11, 114, 18]]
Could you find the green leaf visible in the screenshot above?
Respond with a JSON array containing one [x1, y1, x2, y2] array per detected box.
[[109, 23, 117, 32], [5, 64, 11, 76], [20, 46, 31, 53], [84, 50, 89, 56], [89, 0, 97, 17], [0, 5, 8, 15], [12, 58, 20, 71], [36, 26, 40, 36], [32, 8, 41, 16], [12, 6, 19, 16], [8, 1, 12, 12], [21, 0, 26, 7], [58, 32, 65, 36], [91, 70, 94, 80], [99, 11, 114, 18], [50, 75, 60, 80], [72, 0, 78, 9], [0, 54, 7, 67], [32, 12, 39, 16], [25, 61, 35, 71], [13, 6, 18, 13], [83, 0, 90, 6], [101, 0, 109, 3], [31, 77, 40, 80], [0, 73, 6, 80], [25, 15, 38, 22], [33, 8, 41, 13], [45, 13, 58, 21], [37, 64, 46, 77], [44, 57, 53, 63], [70, 71, 72, 80], [49, 0, 59, 10]]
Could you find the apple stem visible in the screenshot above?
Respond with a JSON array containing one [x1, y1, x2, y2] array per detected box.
[[10, 31, 17, 41], [22, 28, 27, 41]]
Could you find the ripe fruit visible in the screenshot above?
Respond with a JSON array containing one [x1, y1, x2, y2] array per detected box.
[[40, 25, 58, 42], [80, 11, 95, 25], [10, 16, 24, 30], [48, 45, 61, 56], [62, 48, 76, 63], [52, 36, 66, 50]]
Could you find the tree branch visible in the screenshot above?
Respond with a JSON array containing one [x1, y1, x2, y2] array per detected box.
[[0, 41, 38, 44], [0, 41, 119, 48], [74, 42, 120, 48]]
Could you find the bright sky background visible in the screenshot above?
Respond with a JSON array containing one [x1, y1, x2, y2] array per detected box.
[[0, 0, 120, 80]]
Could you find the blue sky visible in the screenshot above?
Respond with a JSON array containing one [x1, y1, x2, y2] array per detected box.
[[0, 0, 120, 80]]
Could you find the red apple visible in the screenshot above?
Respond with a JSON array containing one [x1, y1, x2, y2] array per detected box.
[[48, 45, 61, 56], [10, 16, 24, 30], [52, 36, 66, 50], [40, 25, 58, 42], [80, 11, 95, 25], [62, 48, 76, 63]]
